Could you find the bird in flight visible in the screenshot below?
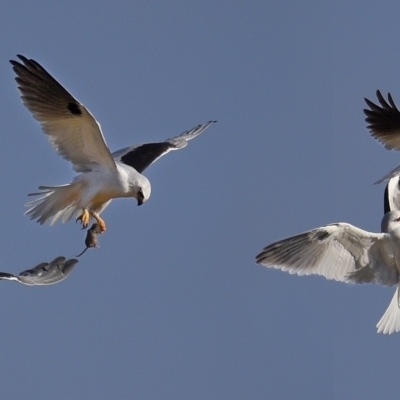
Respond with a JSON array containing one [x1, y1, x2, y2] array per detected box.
[[256, 210, 400, 334], [10, 55, 216, 232], [364, 90, 400, 183], [0, 256, 78, 285]]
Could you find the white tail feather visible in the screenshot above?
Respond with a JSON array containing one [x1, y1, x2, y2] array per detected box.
[[25, 183, 83, 225], [376, 286, 400, 334]]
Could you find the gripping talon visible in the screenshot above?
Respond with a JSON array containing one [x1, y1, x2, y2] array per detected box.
[[91, 211, 106, 232], [76, 209, 90, 228]]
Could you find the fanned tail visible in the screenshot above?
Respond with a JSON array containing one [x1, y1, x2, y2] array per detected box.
[[376, 286, 400, 334], [25, 182, 83, 225]]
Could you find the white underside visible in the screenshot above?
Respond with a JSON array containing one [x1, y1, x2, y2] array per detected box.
[[25, 163, 147, 225]]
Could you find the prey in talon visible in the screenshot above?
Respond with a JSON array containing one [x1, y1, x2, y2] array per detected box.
[[11, 55, 216, 235], [76, 209, 106, 231], [76, 223, 103, 257]]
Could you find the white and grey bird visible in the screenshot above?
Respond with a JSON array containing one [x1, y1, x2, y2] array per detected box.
[[256, 210, 400, 334], [364, 90, 400, 183], [0, 256, 78, 286], [10, 55, 216, 232]]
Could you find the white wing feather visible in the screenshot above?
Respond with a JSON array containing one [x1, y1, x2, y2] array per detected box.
[[256, 223, 398, 287], [11, 55, 116, 173]]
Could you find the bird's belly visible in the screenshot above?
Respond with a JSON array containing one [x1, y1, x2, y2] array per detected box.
[[76, 168, 133, 212], [382, 243, 396, 269], [88, 191, 117, 210]]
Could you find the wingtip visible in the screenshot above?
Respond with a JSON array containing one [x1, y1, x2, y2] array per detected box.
[[14, 54, 28, 63]]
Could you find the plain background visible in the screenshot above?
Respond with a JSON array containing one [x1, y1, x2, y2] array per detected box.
[[1, 1, 400, 399]]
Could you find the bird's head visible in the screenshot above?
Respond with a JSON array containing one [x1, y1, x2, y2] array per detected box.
[[135, 175, 151, 206]]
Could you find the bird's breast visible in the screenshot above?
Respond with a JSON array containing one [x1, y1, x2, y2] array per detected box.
[[88, 191, 116, 209]]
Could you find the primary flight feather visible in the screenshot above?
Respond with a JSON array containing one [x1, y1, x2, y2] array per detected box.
[[10, 55, 216, 231], [364, 90, 400, 183]]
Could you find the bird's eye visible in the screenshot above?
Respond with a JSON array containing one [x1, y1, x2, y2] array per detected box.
[[396, 217, 400, 222]]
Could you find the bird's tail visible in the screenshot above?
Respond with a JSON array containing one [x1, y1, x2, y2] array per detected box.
[[25, 182, 83, 225], [376, 286, 400, 334]]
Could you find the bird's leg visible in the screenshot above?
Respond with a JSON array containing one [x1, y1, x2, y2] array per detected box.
[[76, 208, 91, 228], [90, 211, 107, 233]]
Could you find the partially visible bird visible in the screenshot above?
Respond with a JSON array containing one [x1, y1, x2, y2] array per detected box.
[[10, 55, 216, 232], [384, 176, 400, 214], [364, 90, 400, 183], [0, 256, 78, 285], [256, 210, 400, 334]]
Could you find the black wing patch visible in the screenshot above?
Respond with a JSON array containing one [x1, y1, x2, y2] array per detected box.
[[68, 102, 82, 115], [120, 142, 174, 173]]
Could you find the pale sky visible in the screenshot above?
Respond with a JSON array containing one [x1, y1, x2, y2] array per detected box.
[[0, 1, 400, 399]]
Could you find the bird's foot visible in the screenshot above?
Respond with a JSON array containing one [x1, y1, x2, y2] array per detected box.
[[90, 211, 106, 233], [76, 208, 90, 228]]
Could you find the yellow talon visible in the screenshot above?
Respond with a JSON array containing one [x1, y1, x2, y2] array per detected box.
[[76, 209, 91, 228]]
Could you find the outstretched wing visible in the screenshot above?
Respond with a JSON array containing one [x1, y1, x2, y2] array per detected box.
[[113, 120, 216, 173], [10, 55, 116, 173], [255, 223, 398, 287], [364, 90, 400, 151], [0, 257, 79, 286]]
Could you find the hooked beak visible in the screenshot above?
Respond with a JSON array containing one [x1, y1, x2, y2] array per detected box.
[[137, 198, 143, 206]]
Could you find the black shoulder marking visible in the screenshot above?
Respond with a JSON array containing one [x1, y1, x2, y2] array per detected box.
[[313, 230, 330, 242], [68, 102, 81, 115], [120, 142, 173, 173]]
